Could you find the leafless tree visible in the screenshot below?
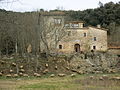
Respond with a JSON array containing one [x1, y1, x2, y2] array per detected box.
[[38, 13, 66, 57]]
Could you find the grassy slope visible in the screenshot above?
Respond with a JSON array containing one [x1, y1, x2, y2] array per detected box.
[[0, 74, 120, 90]]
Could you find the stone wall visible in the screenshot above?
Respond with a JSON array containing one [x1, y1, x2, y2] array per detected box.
[[88, 27, 108, 51], [68, 51, 120, 73], [57, 26, 108, 54]]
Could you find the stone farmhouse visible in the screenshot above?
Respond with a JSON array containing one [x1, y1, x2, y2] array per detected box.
[[40, 11, 108, 54]]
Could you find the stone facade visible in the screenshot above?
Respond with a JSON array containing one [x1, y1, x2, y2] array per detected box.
[[57, 21, 108, 54], [40, 12, 108, 54]]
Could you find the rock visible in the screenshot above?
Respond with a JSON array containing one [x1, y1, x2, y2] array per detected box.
[[20, 69, 25, 73], [19, 73, 23, 76], [77, 71, 84, 74], [99, 77, 104, 80], [110, 77, 120, 80], [1, 61, 5, 64], [70, 73, 76, 77], [6, 74, 12, 77], [94, 71, 103, 74], [71, 69, 77, 72], [12, 63, 16, 66], [43, 69, 48, 74], [34, 73, 37, 76], [50, 74, 55, 77], [10, 70, 13, 73], [13, 74, 18, 78], [34, 73, 41, 77], [20, 65, 24, 69], [58, 74, 66, 77], [55, 66, 58, 70], [99, 75, 108, 80], [66, 67, 70, 70], [45, 64, 48, 68], [23, 74, 29, 77], [102, 75, 108, 79], [0, 72, 2, 76], [90, 76, 94, 79], [108, 69, 116, 73]]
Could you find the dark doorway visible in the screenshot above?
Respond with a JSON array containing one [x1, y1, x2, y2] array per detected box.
[[74, 44, 80, 52]]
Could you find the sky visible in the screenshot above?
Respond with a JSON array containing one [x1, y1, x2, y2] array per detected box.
[[0, 0, 119, 12]]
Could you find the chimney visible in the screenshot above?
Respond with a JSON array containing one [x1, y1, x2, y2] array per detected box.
[[97, 25, 101, 28]]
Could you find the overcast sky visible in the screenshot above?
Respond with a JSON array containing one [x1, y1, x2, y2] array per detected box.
[[0, 0, 119, 12]]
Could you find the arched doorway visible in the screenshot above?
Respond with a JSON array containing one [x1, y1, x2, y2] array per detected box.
[[74, 44, 80, 52]]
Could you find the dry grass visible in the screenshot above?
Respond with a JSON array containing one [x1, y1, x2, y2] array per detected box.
[[0, 74, 120, 90]]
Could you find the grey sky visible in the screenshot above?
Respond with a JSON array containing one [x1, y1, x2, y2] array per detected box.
[[0, 0, 119, 12]]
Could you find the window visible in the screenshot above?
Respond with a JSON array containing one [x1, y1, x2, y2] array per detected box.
[[54, 18, 62, 25], [65, 24, 70, 27], [59, 45, 62, 49], [71, 24, 79, 28], [94, 37, 96, 41], [93, 46, 96, 49], [84, 33, 86, 37], [68, 31, 71, 36]]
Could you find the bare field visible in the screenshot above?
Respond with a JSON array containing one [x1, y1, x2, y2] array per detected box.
[[0, 74, 120, 90]]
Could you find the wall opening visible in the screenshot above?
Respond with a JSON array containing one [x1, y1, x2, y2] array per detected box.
[[59, 45, 62, 49], [84, 33, 86, 37], [74, 44, 80, 52], [93, 46, 96, 49], [94, 37, 96, 41]]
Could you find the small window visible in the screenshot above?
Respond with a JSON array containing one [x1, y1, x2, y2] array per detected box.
[[59, 45, 62, 49], [71, 24, 79, 28], [65, 24, 70, 27], [54, 18, 62, 25], [94, 37, 96, 41], [93, 46, 96, 49], [68, 31, 71, 36], [84, 33, 86, 37]]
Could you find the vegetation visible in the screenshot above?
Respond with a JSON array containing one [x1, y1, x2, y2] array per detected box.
[[0, 74, 120, 90], [0, 1, 120, 56], [65, 2, 120, 46]]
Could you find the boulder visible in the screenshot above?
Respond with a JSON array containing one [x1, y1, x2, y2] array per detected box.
[[6, 74, 12, 77], [12, 63, 16, 67], [13, 74, 19, 78], [70, 73, 76, 77], [1, 61, 5, 64], [34, 73, 41, 77], [19, 73, 23, 76], [20, 65, 24, 69], [55, 66, 58, 70], [20, 69, 25, 73], [58, 74, 66, 77], [43, 69, 48, 74], [110, 77, 120, 80], [10, 70, 13, 73], [23, 74, 29, 77], [90, 76, 94, 79], [50, 74, 55, 77], [0, 72, 2, 76], [45, 64, 49, 68], [77, 71, 84, 74]]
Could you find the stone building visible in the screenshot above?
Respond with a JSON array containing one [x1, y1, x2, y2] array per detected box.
[[57, 21, 108, 54], [39, 11, 108, 54]]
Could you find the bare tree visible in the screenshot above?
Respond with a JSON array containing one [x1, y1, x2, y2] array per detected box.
[[39, 13, 66, 57]]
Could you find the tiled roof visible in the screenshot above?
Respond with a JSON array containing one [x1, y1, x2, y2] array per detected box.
[[65, 21, 84, 24], [88, 26, 108, 31]]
